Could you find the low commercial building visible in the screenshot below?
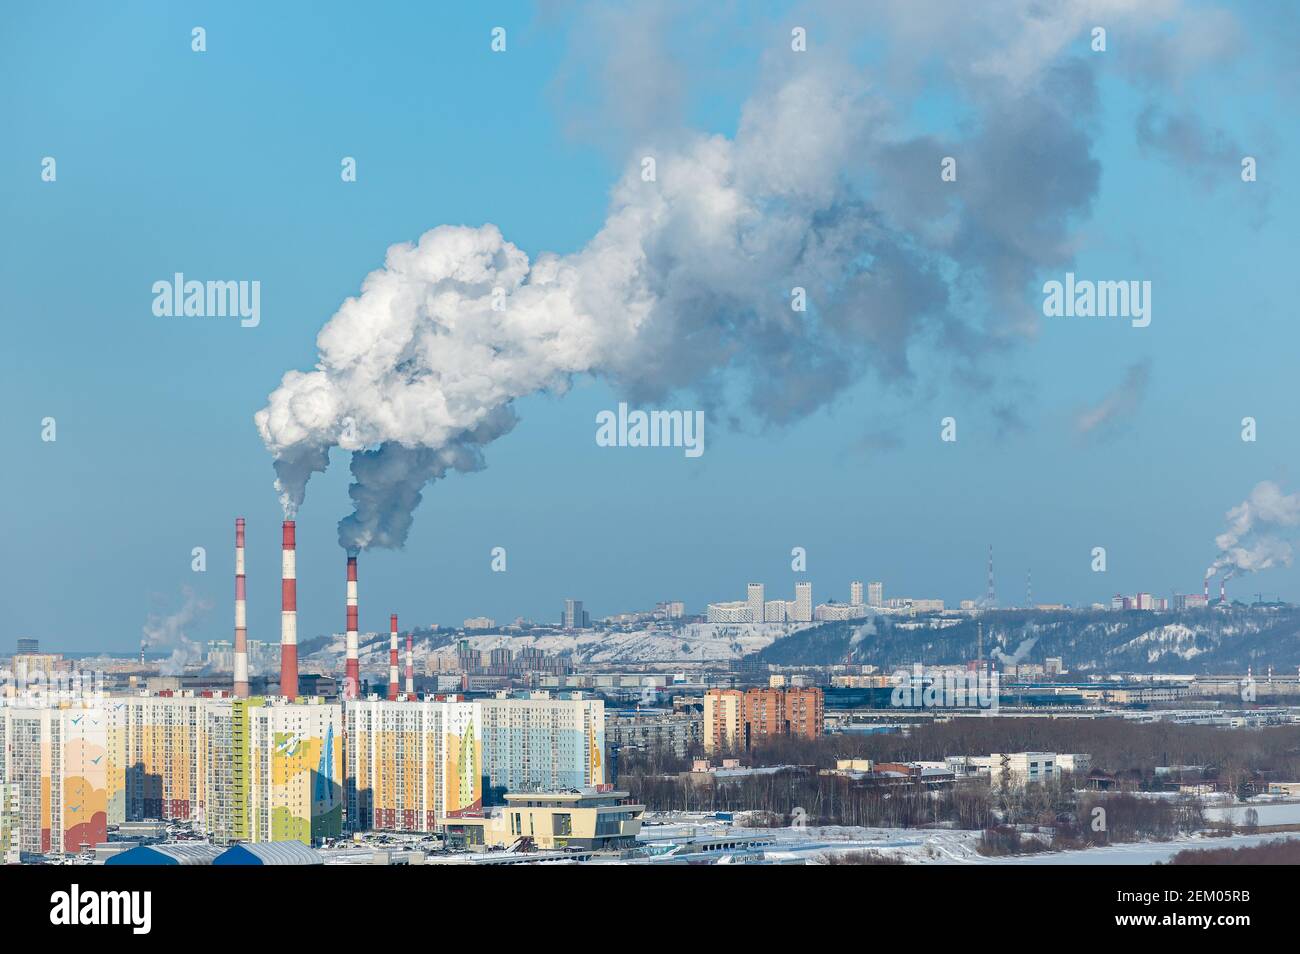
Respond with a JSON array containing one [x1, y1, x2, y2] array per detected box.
[[439, 788, 644, 851], [957, 752, 1091, 788]]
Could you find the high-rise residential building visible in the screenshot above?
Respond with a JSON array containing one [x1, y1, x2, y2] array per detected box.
[[704, 687, 825, 753], [0, 704, 108, 856], [0, 783, 19, 863], [205, 697, 342, 846], [850, 581, 864, 606], [562, 599, 590, 629], [868, 582, 884, 607], [113, 696, 208, 824], [792, 581, 813, 622], [477, 693, 605, 797], [703, 689, 745, 754], [747, 583, 765, 623], [344, 698, 481, 833], [764, 600, 787, 623]]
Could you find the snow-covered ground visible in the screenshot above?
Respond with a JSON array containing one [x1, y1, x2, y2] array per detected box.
[[307, 620, 815, 668], [1203, 801, 1300, 827]]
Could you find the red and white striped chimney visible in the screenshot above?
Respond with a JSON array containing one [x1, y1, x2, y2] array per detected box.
[[280, 520, 299, 699], [388, 614, 400, 701], [405, 631, 414, 696], [1220, 579, 1227, 602], [1203, 577, 1210, 600], [234, 518, 249, 698], [345, 555, 359, 700]]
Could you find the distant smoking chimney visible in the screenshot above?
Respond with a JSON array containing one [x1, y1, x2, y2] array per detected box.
[[1203, 577, 1210, 600], [234, 517, 249, 698], [1220, 578, 1227, 602], [388, 613, 399, 701], [405, 630, 414, 696], [345, 556, 359, 700], [280, 520, 299, 699]]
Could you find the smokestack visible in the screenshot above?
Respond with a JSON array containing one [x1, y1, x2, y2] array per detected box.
[[388, 614, 399, 701], [1203, 577, 1210, 600], [280, 520, 299, 699], [234, 518, 249, 698], [345, 556, 359, 700], [405, 631, 414, 696], [1220, 578, 1227, 602]]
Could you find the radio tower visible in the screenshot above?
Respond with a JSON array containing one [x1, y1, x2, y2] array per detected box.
[[1026, 569, 1032, 609]]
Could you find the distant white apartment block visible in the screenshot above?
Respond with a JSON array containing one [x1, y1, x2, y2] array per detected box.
[[850, 581, 864, 606], [868, 582, 883, 607], [792, 582, 813, 623], [747, 583, 765, 623], [705, 601, 752, 623]]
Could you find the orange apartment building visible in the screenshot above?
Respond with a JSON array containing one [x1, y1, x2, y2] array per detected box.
[[703, 687, 824, 753]]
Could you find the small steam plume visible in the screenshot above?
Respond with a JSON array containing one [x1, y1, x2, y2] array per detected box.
[[849, 615, 879, 648], [1206, 480, 1300, 581], [142, 587, 212, 676], [993, 634, 1039, 666]]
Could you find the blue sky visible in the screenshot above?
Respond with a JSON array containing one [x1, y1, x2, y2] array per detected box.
[[2, 2, 1297, 653]]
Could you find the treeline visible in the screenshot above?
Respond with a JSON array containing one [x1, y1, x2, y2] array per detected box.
[[622, 767, 1206, 845], [684, 720, 1300, 788], [623, 769, 998, 828], [1164, 838, 1300, 865]]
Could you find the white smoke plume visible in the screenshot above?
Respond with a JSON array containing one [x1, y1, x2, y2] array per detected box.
[[994, 634, 1039, 666], [142, 587, 212, 676], [1206, 480, 1300, 580], [255, 3, 1234, 552]]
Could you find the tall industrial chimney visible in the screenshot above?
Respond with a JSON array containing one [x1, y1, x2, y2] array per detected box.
[[1220, 578, 1227, 603], [405, 631, 414, 696], [234, 517, 249, 698], [280, 520, 299, 700], [345, 555, 359, 700], [388, 614, 399, 701], [1203, 577, 1210, 600]]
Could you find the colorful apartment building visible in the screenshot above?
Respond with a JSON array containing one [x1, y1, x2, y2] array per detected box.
[[205, 698, 343, 846], [477, 693, 605, 798], [1, 783, 21, 863], [344, 697, 482, 833], [104, 695, 209, 825], [0, 703, 109, 856]]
